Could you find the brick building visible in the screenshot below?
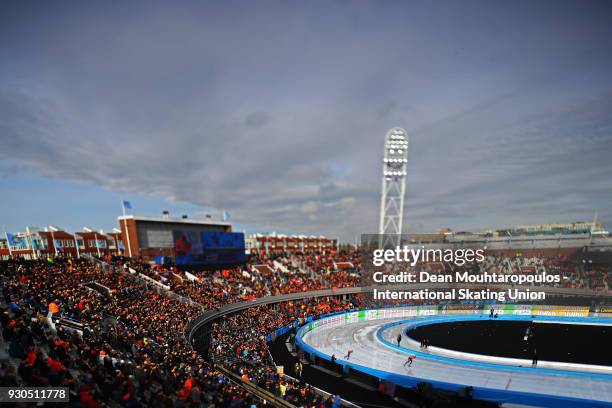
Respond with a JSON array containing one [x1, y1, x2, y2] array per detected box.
[[0, 226, 121, 260], [118, 214, 231, 260]]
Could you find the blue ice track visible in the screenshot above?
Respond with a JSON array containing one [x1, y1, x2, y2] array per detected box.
[[297, 308, 612, 407]]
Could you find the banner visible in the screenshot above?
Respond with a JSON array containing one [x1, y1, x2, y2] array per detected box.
[[6, 233, 28, 250], [138, 273, 170, 290], [96, 239, 107, 249]]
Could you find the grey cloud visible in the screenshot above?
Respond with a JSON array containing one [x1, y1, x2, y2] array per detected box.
[[1, 1, 612, 240], [244, 112, 271, 129], [376, 100, 399, 119]]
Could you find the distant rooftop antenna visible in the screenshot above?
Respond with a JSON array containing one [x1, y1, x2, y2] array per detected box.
[[379, 127, 409, 248]]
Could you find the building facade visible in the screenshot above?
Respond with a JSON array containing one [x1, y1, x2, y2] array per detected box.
[[118, 214, 232, 260], [0, 226, 120, 260]]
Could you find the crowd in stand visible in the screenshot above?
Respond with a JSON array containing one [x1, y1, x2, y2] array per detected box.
[[109, 249, 361, 312], [0, 249, 362, 407], [1, 258, 260, 407], [477, 254, 586, 288], [1, 247, 610, 407], [208, 296, 361, 407], [210, 297, 358, 365]]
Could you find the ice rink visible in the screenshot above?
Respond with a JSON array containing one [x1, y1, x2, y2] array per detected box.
[[300, 314, 612, 406]]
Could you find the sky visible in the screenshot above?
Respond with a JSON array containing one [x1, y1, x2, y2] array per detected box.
[[1, 1, 612, 241]]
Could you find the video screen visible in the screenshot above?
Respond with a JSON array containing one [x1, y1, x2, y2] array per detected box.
[[173, 231, 245, 266]]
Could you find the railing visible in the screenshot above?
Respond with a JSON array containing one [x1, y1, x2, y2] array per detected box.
[[264, 337, 362, 408], [216, 364, 295, 408], [81, 253, 112, 272], [81, 255, 205, 311], [185, 283, 611, 343], [78, 255, 296, 407], [78, 255, 611, 407]]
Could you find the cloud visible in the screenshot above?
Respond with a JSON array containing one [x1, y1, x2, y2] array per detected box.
[[1, 1, 612, 240], [243, 112, 271, 129]]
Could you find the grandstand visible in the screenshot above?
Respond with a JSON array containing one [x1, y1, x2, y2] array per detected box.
[[0, 200, 611, 407], [1, 241, 611, 407]]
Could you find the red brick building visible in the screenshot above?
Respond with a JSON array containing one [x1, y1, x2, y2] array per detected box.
[[118, 214, 232, 260], [1, 214, 232, 262], [0, 227, 123, 260], [74, 230, 116, 257], [108, 230, 124, 254], [39, 229, 79, 258], [0, 234, 37, 260]]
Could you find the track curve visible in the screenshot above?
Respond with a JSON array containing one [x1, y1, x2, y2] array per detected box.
[[298, 308, 612, 407], [389, 315, 612, 375]]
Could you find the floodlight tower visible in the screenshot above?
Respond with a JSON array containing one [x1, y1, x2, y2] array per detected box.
[[378, 127, 409, 248]]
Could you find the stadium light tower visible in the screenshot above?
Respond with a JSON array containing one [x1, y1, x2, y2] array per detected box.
[[378, 127, 409, 248]]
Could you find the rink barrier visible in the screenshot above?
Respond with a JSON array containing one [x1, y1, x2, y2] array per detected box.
[[184, 286, 611, 407], [185, 283, 611, 344], [296, 307, 612, 408]]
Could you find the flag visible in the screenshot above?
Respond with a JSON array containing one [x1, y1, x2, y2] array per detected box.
[[96, 239, 107, 249], [6, 233, 27, 250], [222, 209, 231, 221], [122, 200, 132, 210], [118, 240, 125, 250]]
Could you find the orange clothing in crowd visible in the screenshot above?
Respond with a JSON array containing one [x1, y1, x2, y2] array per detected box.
[[177, 388, 189, 400], [79, 387, 102, 408], [48, 302, 60, 314], [47, 357, 65, 373], [26, 351, 37, 366], [184, 377, 193, 392]]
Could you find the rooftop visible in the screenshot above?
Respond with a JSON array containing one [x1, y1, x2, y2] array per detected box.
[[118, 214, 231, 227]]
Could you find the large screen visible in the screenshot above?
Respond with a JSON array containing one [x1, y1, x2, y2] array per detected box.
[[173, 231, 246, 266]]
